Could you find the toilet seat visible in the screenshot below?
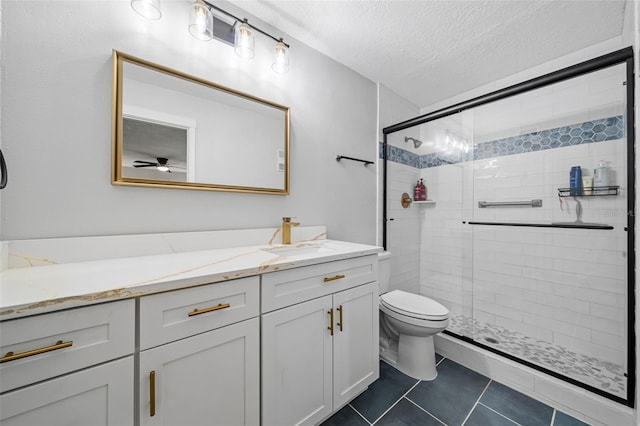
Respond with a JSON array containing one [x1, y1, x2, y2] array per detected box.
[[380, 290, 449, 321]]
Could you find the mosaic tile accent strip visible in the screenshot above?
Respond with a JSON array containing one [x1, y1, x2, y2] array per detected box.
[[384, 143, 420, 168], [381, 116, 625, 169], [471, 116, 624, 163], [447, 315, 626, 399]]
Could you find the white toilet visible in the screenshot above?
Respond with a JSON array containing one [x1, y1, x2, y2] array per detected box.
[[378, 251, 449, 380]]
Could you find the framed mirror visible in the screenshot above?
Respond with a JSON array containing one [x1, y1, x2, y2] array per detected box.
[[112, 50, 290, 194]]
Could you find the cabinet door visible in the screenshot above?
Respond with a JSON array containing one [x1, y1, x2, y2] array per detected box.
[[139, 318, 259, 426], [262, 296, 333, 426], [333, 282, 379, 408], [0, 356, 133, 426]]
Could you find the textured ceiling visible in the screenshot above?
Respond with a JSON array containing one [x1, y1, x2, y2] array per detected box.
[[234, 0, 627, 108]]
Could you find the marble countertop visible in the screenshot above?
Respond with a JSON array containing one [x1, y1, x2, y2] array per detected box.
[[0, 239, 382, 320]]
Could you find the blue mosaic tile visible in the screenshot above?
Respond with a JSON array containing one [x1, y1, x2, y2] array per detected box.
[[383, 144, 420, 168], [380, 116, 624, 169]]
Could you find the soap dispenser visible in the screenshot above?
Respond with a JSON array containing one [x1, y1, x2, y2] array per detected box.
[[419, 178, 427, 201], [414, 180, 422, 201]]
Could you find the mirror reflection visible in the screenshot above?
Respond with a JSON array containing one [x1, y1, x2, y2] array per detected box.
[[112, 51, 290, 194]]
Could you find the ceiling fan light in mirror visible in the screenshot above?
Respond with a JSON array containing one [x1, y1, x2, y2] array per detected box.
[[188, 0, 214, 41], [130, 0, 161, 20], [272, 40, 289, 74], [234, 21, 255, 59]]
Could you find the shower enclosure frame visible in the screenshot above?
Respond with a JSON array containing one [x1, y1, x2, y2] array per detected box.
[[382, 47, 636, 407]]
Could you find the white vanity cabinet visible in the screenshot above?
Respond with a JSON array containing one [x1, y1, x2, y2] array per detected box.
[[0, 300, 135, 426], [261, 255, 379, 426], [138, 276, 260, 426]]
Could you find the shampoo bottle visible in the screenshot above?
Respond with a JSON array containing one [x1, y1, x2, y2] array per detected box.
[[594, 160, 609, 190], [419, 179, 427, 201], [569, 166, 582, 196]]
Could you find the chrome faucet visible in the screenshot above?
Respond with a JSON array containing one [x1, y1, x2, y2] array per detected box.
[[282, 217, 300, 244]]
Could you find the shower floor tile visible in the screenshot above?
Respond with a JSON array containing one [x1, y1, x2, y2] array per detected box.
[[447, 315, 626, 398]]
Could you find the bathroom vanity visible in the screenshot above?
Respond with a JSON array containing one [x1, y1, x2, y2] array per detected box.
[[0, 229, 381, 426]]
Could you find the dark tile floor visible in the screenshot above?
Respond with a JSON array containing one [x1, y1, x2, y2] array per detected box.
[[322, 355, 590, 426]]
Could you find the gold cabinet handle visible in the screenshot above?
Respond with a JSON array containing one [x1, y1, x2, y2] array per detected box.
[[188, 303, 231, 317], [337, 305, 343, 332], [150, 371, 156, 417], [323, 274, 345, 283], [327, 309, 334, 336], [0, 340, 73, 363]]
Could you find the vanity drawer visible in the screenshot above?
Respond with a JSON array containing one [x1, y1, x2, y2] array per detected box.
[[261, 254, 378, 312], [139, 276, 259, 350], [0, 299, 135, 393]]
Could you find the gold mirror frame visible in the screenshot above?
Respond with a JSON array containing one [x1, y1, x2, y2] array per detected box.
[[112, 50, 290, 194]]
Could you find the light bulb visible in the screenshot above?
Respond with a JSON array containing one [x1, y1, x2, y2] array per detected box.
[[188, 0, 213, 41], [234, 21, 255, 59], [131, 0, 162, 20], [156, 166, 169, 172], [272, 40, 289, 74]]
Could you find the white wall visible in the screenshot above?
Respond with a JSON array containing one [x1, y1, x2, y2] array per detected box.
[[377, 84, 420, 293], [0, 0, 377, 244]]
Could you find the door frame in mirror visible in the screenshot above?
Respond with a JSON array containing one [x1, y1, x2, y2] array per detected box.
[[111, 50, 290, 195]]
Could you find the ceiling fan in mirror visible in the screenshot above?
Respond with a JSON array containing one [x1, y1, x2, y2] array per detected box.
[[133, 157, 184, 173]]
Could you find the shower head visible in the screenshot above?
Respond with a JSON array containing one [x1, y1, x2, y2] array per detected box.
[[404, 136, 423, 148]]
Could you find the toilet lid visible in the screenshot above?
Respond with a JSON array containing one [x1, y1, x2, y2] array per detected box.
[[380, 290, 449, 320]]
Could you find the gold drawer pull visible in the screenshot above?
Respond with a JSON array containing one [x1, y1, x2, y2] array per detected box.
[[323, 274, 345, 283], [150, 371, 156, 417], [188, 303, 231, 317], [1, 340, 73, 363], [0, 340, 73, 363], [337, 305, 343, 332]]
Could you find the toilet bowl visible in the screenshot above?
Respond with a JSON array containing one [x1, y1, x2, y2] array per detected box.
[[378, 252, 450, 381]]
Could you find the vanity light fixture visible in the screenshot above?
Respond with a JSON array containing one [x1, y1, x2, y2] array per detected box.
[[130, 0, 290, 74], [188, 0, 214, 41], [130, 0, 162, 20], [234, 20, 255, 59], [272, 39, 290, 74]]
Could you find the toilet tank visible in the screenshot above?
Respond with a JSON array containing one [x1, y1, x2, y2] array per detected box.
[[378, 251, 391, 294]]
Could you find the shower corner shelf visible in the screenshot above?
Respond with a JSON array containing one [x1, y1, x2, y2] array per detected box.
[[557, 186, 619, 197], [414, 200, 436, 206]]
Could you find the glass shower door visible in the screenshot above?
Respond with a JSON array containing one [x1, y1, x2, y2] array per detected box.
[[467, 63, 629, 400]]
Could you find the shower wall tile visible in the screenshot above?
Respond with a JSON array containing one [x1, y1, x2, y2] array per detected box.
[[386, 161, 421, 294], [553, 283, 624, 308], [591, 330, 623, 349], [524, 313, 592, 342], [590, 303, 623, 321], [495, 316, 554, 343], [552, 332, 621, 365], [551, 296, 590, 315], [419, 137, 627, 367]]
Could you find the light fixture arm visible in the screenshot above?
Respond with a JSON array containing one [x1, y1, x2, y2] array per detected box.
[[202, 1, 290, 48]]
